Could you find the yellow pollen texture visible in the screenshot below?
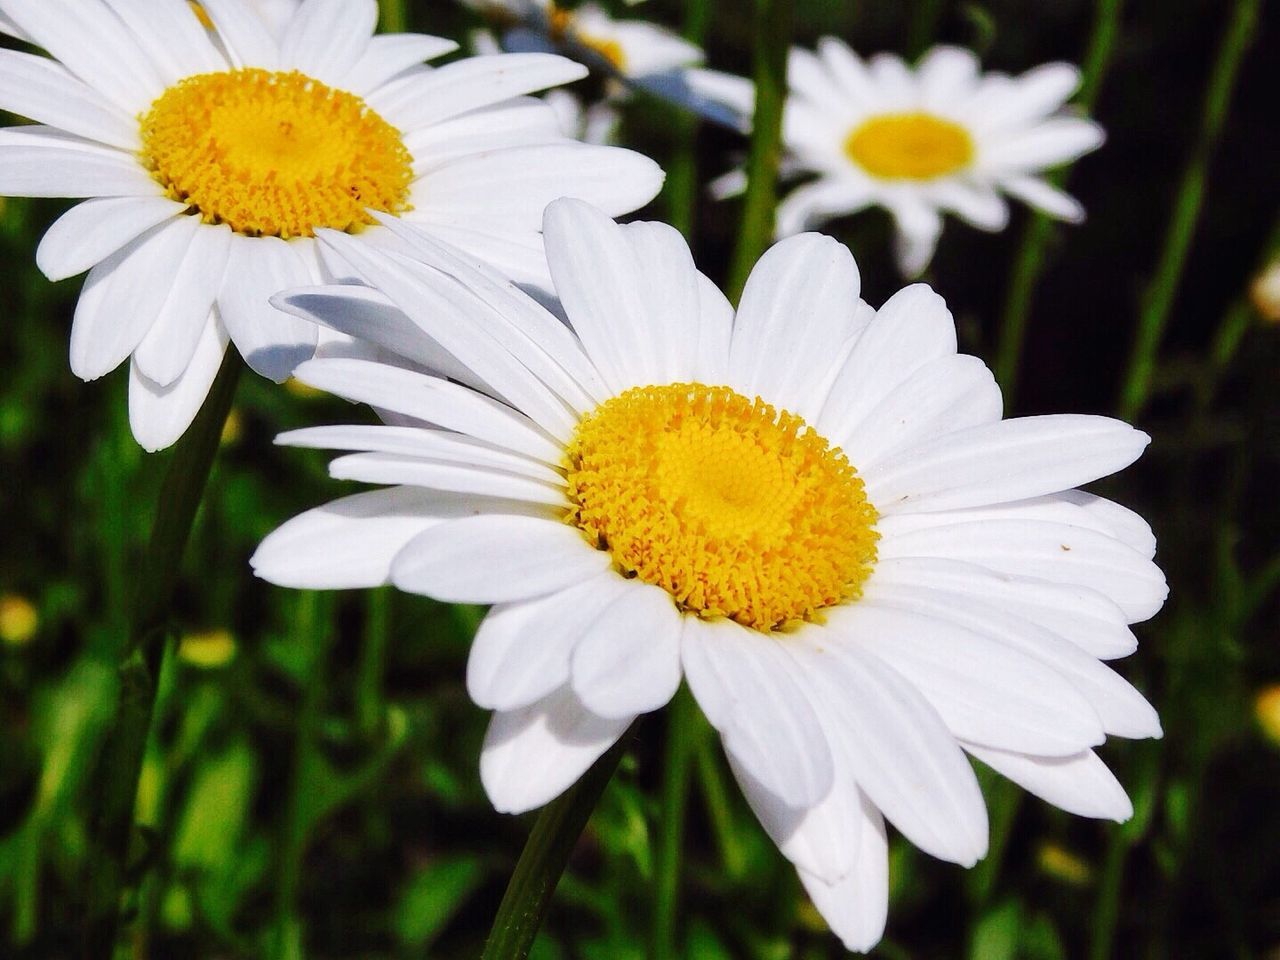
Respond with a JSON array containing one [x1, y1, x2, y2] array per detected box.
[[139, 68, 413, 239], [564, 384, 880, 633], [845, 112, 975, 180]]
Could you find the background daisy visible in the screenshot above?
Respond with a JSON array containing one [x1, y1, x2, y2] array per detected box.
[[253, 199, 1164, 952], [701, 41, 1104, 277], [0, 0, 662, 450]]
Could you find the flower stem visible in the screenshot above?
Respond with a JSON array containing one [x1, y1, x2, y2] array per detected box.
[[481, 727, 636, 960], [356, 587, 392, 738], [726, 0, 795, 303], [662, 0, 713, 241], [1117, 0, 1260, 420], [82, 350, 242, 958], [652, 686, 698, 960], [377, 0, 408, 33], [992, 0, 1123, 401]]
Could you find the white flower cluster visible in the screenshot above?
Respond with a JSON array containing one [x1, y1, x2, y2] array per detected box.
[[0, 0, 1156, 953]]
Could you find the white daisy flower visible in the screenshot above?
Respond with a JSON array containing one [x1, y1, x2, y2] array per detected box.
[[0, 0, 662, 451], [700, 41, 1105, 277], [252, 198, 1165, 952]]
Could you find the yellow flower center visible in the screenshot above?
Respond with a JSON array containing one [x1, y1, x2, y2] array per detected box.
[[564, 384, 879, 633], [844, 112, 975, 180], [139, 68, 413, 239], [548, 6, 627, 70]]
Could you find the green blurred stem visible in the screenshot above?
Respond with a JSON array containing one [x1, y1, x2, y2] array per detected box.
[[275, 591, 335, 960], [82, 350, 242, 958], [693, 727, 747, 879], [726, 0, 795, 303], [652, 686, 698, 960], [1117, 0, 1260, 420], [1089, 831, 1131, 960], [377, 0, 407, 33], [662, 0, 712, 240], [992, 0, 1123, 400], [481, 728, 635, 960], [356, 588, 392, 738]]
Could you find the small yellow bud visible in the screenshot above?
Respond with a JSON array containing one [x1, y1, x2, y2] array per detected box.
[[0, 594, 38, 646], [1037, 841, 1092, 885], [220, 408, 243, 447], [285, 377, 326, 399], [1256, 685, 1280, 745], [1250, 260, 1280, 324], [178, 629, 237, 669]]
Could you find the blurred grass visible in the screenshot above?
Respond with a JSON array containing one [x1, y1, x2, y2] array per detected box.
[[1, 1, 1279, 958]]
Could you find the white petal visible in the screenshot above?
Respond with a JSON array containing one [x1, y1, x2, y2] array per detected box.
[[875, 517, 1168, 623], [36, 197, 187, 282], [127, 311, 228, 452], [983, 119, 1104, 172], [199, 0, 280, 67], [1001, 175, 1085, 222], [917, 46, 979, 109], [886, 194, 944, 277], [0, 49, 139, 149], [775, 177, 874, 237], [865, 415, 1150, 514], [681, 617, 834, 810], [818, 283, 956, 446], [218, 236, 318, 382], [69, 215, 201, 380], [693, 272, 734, 384], [0, 129, 161, 198], [420, 143, 664, 224], [468, 574, 632, 711], [134, 223, 232, 386], [391, 514, 610, 603], [971, 63, 1082, 131], [99, 0, 226, 84], [789, 634, 988, 866], [869, 556, 1139, 658], [865, 583, 1162, 740], [798, 792, 889, 953], [0, 0, 162, 109], [481, 687, 633, 814], [839, 354, 1002, 469], [570, 583, 683, 718], [829, 602, 1105, 755], [730, 751, 862, 886], [619, 219, 703, 384], [370, 53, 587, 128], [729, 233, 862, 420], [1059, 490, 1157, 559], [931, 179, 1010, 232], [251, 486, 542, 590], [815, 37, 878, 107], [964, 745, 1132, 821], [327, 453, 566, 507], [279, 0, 375, 85], [341, 33, 459, 94], [292, 357, 564, 464]]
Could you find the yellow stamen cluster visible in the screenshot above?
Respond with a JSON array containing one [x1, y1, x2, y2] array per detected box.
[[845, 112, 975, 180], [139, 68, 413, 239], [565, 384, 879, 633]]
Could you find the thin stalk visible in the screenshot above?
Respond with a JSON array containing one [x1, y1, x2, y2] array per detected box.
[[1088, 831, 1130, 960], [1117, 0, 1260, 419], [82, 350, 242, 959], [377, 0, 408, 33], [693, 730, 747, 880], [993, 0, 1123, 400], [652, 686, 697, 960], [662, 0, 712, 241], [725, 0, 794, 303], [481, 728, 636, 960], [274, 591, 335, 960], [355, 588, 392, 738]]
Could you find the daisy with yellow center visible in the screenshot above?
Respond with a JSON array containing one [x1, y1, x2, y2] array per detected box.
[[701, 41, 1105, 276], [0, 0, 662, 450], [253, 199, 1166, 953]]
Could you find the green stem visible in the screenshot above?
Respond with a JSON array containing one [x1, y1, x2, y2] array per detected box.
[[652, 686, 697, 960], [274, 591, 335, 960], [355, 587, 392, 738], [993, 0, 1123, 400], [82, 350, 242, 958], [1117, 0, 1260, 420], [1088, 832, 1130, 960], [662, 0, 712, 241], [377, 0, 408, 33], [693, 729, 747, 880], [481, 728, 635, 960], [726, 0, 794, 303]]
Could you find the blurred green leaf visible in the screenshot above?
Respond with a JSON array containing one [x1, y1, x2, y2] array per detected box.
[[394, 855, 483, 948]]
